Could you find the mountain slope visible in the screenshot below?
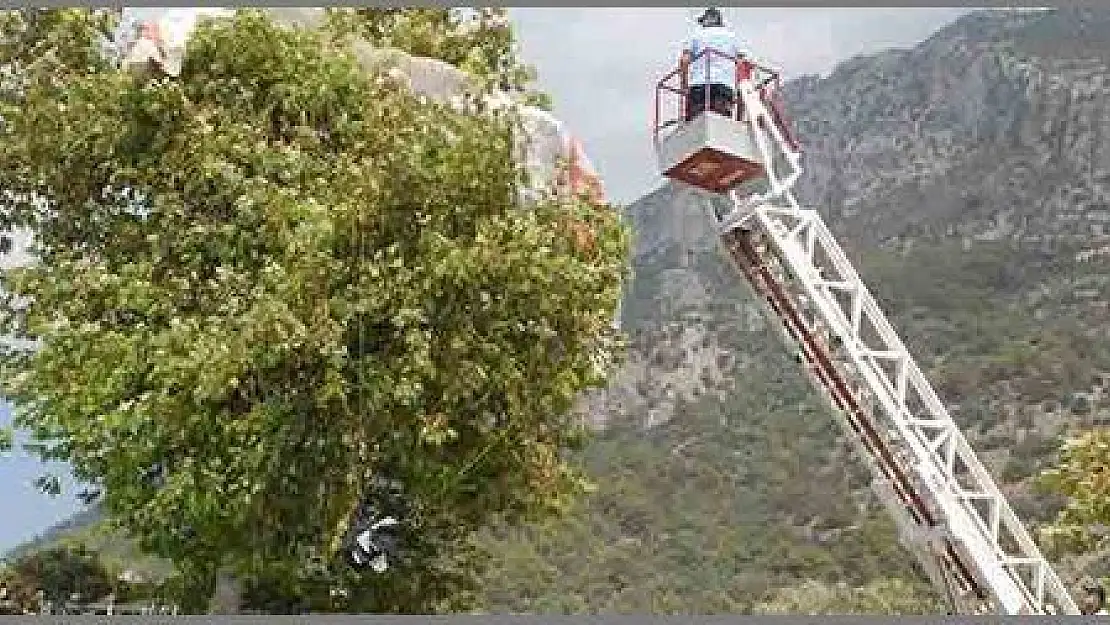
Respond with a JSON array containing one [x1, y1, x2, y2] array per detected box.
[[479, 6, 1110, 612]]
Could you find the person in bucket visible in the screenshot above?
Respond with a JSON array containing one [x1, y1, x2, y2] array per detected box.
[[680, 7, 743, 121]]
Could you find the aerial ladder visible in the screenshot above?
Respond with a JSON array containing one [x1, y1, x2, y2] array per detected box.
[[652, 48, 1080, 615]]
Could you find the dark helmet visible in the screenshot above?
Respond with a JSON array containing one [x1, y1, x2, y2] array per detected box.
[[698, 7, 723, 27]]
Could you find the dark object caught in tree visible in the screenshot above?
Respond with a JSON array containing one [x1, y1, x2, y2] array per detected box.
[[342, 476, 408, 573]]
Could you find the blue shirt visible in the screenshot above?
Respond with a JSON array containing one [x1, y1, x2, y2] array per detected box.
[[684, 25, 743, 86]]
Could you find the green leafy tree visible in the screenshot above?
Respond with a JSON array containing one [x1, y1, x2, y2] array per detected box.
[[4, 545, 115, 605], [1039, 430, 1110, 555], [238, 537, 490, 614], [323, 8, 553, 110], [0, 8, 628, 612]]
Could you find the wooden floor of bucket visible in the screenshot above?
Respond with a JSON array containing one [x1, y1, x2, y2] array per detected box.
[[664, 146, 765, 194]]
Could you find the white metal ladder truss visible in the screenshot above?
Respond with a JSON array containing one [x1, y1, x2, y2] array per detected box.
[[692, 61, 1080, 616]]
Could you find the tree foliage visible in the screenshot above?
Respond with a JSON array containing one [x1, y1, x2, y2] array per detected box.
[[322, 8, 552, 109], [237, 537, 490, 614], [0, 8, 628, 611], [1039, 429, 1110, 554], [1, 545, 115, 605]]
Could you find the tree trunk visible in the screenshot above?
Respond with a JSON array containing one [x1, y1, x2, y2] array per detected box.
[[209, 569, 243, 614]]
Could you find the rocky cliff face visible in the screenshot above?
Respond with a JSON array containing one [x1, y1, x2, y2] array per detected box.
[[788, 9, 1110, 256], [611, 5, 1110, 441]]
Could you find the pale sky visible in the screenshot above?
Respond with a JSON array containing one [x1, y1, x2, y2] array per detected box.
[[511, 7, 972, 203], [0, 7, 973, 555]]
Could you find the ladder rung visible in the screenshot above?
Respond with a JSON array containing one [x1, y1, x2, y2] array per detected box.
[[1001, 557, 1042, 567], [859, 349, 902, 360], [814, 279, 855, 291], [954, 491, 994, 501], [907, 418, 950, 430]]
